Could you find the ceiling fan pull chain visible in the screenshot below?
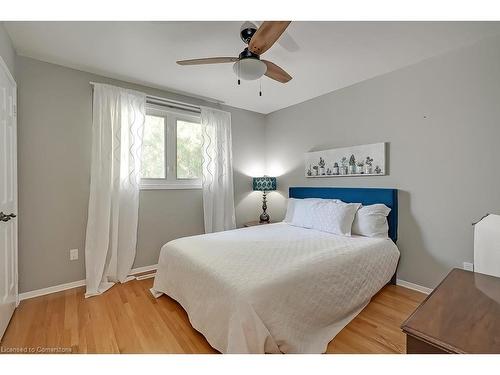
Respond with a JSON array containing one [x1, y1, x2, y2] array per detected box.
[[237, 62, 241, 85], [259, 79, 262, 97]]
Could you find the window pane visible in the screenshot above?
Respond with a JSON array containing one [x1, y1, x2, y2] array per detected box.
[[141, 115, 165, 179], [176, 120, 202, 179]]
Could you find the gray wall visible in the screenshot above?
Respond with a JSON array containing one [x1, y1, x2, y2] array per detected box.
[[16, 34, 500, 292], [16, 56, 265, 293], [265, 35, 500, 289], [0, 22, 15, 77]]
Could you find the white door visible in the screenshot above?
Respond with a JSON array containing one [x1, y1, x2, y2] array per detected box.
[[0, 57, 17, 340]]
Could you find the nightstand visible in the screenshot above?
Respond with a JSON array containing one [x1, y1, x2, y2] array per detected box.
[[243, 221, 276, 227]]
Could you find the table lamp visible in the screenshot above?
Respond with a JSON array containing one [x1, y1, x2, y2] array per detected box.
[[252, 176, 277, 223]]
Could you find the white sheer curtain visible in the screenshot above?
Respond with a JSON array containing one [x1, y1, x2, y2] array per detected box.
[[200, 107, 236, 233], [84, 83, 146, 298]]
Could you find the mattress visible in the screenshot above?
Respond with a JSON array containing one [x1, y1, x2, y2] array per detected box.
[[151, 222, 400, 353]]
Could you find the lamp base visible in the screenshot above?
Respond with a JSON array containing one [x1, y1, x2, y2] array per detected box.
[[259, 212, 270, 224], [259, 191, 270, 223]]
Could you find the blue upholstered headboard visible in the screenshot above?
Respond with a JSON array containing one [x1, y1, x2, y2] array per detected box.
[[289, 187, 398, 242]]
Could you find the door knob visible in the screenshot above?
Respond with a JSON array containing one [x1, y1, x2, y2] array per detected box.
[[0, 212, 16, 222]]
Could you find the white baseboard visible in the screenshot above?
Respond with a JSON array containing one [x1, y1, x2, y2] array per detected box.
[[19, 264, 158, 301], [19, 279, 86, 301], [396, 279, 433, 295], [130, 264, 158, 275]]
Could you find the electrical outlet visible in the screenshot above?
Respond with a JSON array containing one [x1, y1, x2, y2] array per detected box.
[[463, 262, 474, 272], [70, 248, 79, 261]]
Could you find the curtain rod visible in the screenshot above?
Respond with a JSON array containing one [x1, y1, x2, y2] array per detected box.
[[89, 81, 201, 114], [146, 95, 201, 114]]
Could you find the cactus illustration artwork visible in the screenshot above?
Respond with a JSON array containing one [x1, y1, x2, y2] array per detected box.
[[333, 162, 339, 175], [365, 156, 374, 174], [305, 143, 385, 178], [356, 161, 365, 174], [318, 157, 326, 175], [348, 154, 356, 174], [340, 157, 348, 175]]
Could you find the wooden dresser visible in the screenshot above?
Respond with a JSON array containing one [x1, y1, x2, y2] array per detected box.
[[401, 268, 500, 353]]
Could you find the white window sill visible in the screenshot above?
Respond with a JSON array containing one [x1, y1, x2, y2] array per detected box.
[[140, 182, 202, 190]]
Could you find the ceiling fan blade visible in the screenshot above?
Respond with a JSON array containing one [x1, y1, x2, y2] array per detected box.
[[277, 31, 300, 52], [254, 21, 299, 52], [249, 21, 291, 55], [263, 60, 292, 83], [177, 57, 238, 65]]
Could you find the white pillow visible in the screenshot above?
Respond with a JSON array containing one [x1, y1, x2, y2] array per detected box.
[[352, 204, 391, 238], [289, 198, 323, 228], [283, 198, 298, 223], [284, 198, 342, 227], [310, 200, 361, 236]]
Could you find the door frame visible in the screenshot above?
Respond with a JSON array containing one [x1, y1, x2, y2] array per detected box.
[[0, 55, 18, 308]]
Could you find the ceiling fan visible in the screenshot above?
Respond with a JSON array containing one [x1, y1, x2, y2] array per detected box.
[[176, 21, 292, 84]]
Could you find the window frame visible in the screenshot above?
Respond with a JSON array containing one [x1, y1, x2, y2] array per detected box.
[[140, 104, 202, 190]]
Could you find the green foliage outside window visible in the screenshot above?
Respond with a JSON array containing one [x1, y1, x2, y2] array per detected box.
[[176, 120, 202, 179], [141, 115, 165, 179]]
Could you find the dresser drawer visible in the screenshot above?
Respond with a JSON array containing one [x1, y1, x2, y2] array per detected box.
[[406, 334, 451, 354]]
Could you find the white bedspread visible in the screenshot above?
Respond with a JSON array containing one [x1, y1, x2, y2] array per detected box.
[[151, 223, 399, 353]]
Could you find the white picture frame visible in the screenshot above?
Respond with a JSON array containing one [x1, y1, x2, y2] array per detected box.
[[305, 142, 386, 178]]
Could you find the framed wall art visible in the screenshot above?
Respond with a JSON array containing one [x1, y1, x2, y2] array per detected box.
[[305, 142, 386, 177]]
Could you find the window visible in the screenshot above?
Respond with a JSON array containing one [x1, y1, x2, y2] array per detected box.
[[141, 115, 166, 179], [176, 120, 202, 179], [140, 106, 202, 189]]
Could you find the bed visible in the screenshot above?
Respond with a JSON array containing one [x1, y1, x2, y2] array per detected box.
[[151, 187, 400, 353]]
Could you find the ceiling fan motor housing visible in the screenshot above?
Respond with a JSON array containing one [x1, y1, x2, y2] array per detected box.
[[240, 22, 257, 44], [238, 47, 259, 60]]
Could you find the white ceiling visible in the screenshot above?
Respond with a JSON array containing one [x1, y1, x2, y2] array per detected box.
[[5, 21, 500, 114]]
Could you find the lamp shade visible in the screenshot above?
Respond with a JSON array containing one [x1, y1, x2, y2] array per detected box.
[[253, 176, 277, 191]]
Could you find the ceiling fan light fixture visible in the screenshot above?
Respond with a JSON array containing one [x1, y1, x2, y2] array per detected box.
[[233, 58, 267, 81], [177, 22, 292, 84]]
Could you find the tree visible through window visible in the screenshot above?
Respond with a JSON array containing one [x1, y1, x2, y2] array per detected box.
[[141, 115, 165, 179], [176, 120, 202, 179], [140, 108, 202, 188]]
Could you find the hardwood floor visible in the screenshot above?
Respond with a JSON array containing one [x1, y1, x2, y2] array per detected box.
[[0, 278, 425, 354]]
